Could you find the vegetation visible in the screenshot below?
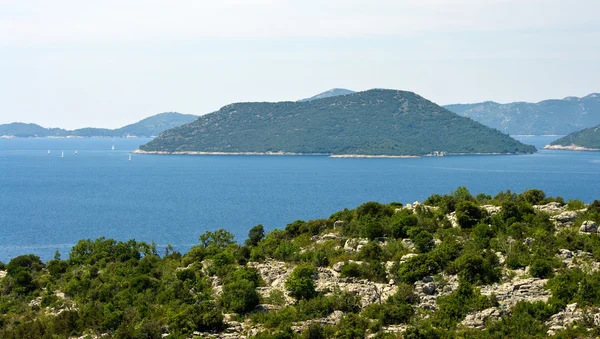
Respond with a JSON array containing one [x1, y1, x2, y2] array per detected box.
[[0, 113, 197, 138], [1, 188, 600, 338], [445, 93, 600, 135], [140, 89, 536, 156], [549, 123, 600, 149]]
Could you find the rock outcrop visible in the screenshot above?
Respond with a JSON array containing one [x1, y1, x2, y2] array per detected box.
[[579, 220, 598, 234], [545, 303, 600, 336]]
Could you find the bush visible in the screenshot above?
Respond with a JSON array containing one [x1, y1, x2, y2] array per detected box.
[[450, 250, 500, 285], [220, 279, 260, 314], [395, 255, 440, 284], [529, 258, 553, 278], [567, 199, 586, 211], [169, 301, 224, 334], [390, 210, 418, 239], [409, 229, 434, 253], [455, 201, 485, 229], [286, 265, 317, 300]]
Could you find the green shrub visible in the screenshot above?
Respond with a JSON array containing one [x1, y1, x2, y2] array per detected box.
[[395, 255, 440, 284], [286, 265, 317, 300], [455, 201, 485, 229], [450, 250, 500, 285], [529, 258, 553, 278], [220, 279, 259, 314]]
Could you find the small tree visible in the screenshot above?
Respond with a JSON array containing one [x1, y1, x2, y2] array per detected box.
[[286, 265, 317, 300], [455, 201, 485, 228], [245, 224, 265, 247]]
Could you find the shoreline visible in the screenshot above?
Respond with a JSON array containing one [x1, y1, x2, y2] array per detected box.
[[544, 144, 600, 152], [133, 150, 532, 158]]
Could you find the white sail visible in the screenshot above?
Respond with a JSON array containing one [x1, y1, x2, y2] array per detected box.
[[61, 151, 64, 158], [128, 154, 132, 161]]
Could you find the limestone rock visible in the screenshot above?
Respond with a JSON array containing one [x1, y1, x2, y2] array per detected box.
[[462, 307, 505, 329], [0, 271, 6, 280], [315, 267, 397, 307], [332, 261, 345, 272], [479, 277, 550, 308], [400, 253, 418, 262], [344, 238, 369, 252], [579, 220, 598, 233], [401, 239, 416, 251], [447, 212, 459, 228], [481, 205, 502, 215], [551, 211, 578, 227], [545, 303, 600, 335], [534, 202, 566, 214], [333, 220, 345, 229], [557, 249, 574, 259]]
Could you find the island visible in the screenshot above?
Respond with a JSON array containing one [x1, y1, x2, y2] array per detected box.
[[138, 89, 536, 156], [545, 124, 600, 151], [0, 112, 198, 138]]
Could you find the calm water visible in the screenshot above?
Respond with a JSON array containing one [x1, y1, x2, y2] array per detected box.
[[1, 136, 599, 262]]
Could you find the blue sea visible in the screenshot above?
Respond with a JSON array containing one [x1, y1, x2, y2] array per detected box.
[[1, 136, 599, 262]]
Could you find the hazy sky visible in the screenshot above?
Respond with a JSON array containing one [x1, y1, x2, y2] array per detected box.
[[1, 0, 599, 129]]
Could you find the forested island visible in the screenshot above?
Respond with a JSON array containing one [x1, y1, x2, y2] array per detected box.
[[138, 89, 535, 156], [545, 124, 600, 151], [1, 188, 600, 338]]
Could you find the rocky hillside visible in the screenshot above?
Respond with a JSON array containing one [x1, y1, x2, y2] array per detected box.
[[546, 124, 600, 151], [139, 89, 536, 156], [1, 188, 599, 338], [444, 93, 600, 135]]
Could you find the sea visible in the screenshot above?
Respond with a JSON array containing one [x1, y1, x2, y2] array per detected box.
[[1, 136, 599, 262]]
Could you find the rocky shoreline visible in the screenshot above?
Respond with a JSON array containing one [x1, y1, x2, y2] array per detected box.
[[544, 144, 600, 151]]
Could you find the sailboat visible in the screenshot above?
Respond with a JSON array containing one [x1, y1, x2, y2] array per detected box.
[[128, 154, 132, 161], [61, 151, 64, 158], [112, 144, 115, 151], [47, 150, 50, 154], [74, 150, 78, 155]]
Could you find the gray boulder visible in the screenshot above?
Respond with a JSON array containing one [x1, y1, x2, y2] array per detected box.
[[579, 220, 598, 233]]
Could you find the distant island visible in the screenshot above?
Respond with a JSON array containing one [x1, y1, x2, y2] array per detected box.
[[298, 88, 355, 102], [0, 112, 198, 138], [138, 89, 536, 157], [545, 124, 600, 151], [444, 93, 600, 135]]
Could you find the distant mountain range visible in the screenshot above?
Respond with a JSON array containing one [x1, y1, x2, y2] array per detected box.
[[546, 124, 600, 151], [4, 90, 598, 140], [298, 88, 355, 102], [444, 94, 600, 135], [0, 112, 198, 138], [138, 89, 536, 156]]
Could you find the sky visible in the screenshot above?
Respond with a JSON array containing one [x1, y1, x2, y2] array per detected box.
[[1, 0, 599, 129]]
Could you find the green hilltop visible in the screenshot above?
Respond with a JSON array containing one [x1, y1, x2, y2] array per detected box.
[[140, 89, 536, 156]]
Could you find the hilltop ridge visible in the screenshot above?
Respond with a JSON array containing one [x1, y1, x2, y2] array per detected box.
[[444, 93, 600, 135]]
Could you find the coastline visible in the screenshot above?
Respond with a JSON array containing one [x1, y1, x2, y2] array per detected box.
[[133, 150, 530, 158], [544, 144, 600, 152]]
